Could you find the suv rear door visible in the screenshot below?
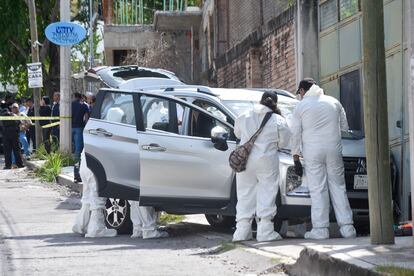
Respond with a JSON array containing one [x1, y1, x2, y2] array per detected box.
[[84, 89, 141, 199], [136, 92, 237, 213]]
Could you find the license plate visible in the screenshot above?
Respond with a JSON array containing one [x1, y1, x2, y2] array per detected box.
[[354, 175, 368, 190]]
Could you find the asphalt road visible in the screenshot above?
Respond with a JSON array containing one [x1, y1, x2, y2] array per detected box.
[[0, 168, 286, 276]]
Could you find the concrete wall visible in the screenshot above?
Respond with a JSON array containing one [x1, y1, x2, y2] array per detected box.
[[298, 0, 319, 81], [103, 25, 194, 83]]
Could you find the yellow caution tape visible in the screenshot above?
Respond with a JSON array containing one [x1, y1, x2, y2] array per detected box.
[[0, 116, 71, 120], [42, 122, 61, 129]]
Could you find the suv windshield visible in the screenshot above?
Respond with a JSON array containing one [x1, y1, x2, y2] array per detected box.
[[223, 97, 297, 125]]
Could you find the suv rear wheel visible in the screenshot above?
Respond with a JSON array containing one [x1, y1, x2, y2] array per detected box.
[[104, 198, 133, 234]]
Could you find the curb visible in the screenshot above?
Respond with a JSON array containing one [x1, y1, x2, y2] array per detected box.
[[285, 248, 381, 276], [25, 160, 82, 194], [57, 174, 82, 194]]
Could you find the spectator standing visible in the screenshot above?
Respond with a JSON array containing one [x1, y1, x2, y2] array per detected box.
[[11, 103, 31, 159], [86, 92, 96, 113], [1, 101, 24, 169], [26, 98, 36, 150], [16, 98, 26, 113], [72, 93, 90, 160], [51, 92, 60, 143], [39, 96, 52, 153]]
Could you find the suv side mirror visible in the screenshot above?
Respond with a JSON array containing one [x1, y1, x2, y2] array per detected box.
[[211, 126, 229, 151]]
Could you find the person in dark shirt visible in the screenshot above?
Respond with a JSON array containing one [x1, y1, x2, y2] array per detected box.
[[39, 96, 52, 153], [72, 93, 90, 160], [51, 92, 60, 143], [1, 101, 23, 169]]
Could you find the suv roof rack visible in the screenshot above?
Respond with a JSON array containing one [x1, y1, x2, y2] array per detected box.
[[138, 85, 219, 97]]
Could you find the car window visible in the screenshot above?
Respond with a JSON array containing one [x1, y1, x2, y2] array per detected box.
[[193, 99, 233, 125], [100, 92, 135, 126], [188, 107, 232, 139], [140, 95, 182, 134]]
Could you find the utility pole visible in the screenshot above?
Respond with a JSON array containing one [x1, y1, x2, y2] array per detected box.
[[27, 0, 42, 150], [407, 0, 414, 246], [60, 0, 72, 153], [361, 0, 395, 245], [89, 0, 94, 69]]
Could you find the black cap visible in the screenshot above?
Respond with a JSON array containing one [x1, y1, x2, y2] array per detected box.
[[296, 78, 317, 94]]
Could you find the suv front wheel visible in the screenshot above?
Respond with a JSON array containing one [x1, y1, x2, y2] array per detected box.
[[104, 198, 133, 234], [205, 214, 236, 229]]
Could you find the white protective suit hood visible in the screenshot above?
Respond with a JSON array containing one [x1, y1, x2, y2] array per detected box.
[[303, 84, 324, 98]]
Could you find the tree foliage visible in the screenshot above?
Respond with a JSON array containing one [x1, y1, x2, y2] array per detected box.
[[0, 0, 61, 98]]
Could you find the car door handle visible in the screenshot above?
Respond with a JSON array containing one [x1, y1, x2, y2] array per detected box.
[[88, 128, 113, 137], [141, 143, 167, 152]]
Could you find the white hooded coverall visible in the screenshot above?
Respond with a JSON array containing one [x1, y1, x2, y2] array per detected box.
[[291, 84, 355, 239], [72, 150, 117, 238], [233, 105, 291, 242]]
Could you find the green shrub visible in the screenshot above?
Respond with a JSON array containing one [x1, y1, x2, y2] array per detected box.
[[35, 151, 75, 182], [32, 143, 48, 160]]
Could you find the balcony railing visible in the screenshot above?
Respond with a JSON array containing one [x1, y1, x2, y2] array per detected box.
[[109, 0, 196, 25]]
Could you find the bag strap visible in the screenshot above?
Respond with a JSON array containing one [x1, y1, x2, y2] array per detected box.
[[248, 112, 273, 144]]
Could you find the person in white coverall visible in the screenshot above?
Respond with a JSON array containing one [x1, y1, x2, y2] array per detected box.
[[233, 91, 291, 242], [291, 78, 356, 240], [72, 150, 117, 238]]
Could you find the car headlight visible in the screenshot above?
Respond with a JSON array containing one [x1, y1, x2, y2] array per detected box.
[[286, 166, 302, 193]]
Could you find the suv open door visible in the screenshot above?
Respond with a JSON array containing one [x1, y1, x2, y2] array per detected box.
[[135, 91, 237, 215]]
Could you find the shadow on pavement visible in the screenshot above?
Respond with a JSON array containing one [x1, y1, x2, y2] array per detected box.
[[2, 222, 232, 252]]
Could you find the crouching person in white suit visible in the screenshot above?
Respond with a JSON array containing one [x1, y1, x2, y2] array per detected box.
[[72, 150, 117, 238]]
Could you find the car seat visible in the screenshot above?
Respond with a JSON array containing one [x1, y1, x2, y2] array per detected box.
[[194, 112, 214, 138], [106, 107, 125, 123]]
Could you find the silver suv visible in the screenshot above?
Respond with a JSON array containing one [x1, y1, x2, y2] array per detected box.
[[84, 85, 389, 234]]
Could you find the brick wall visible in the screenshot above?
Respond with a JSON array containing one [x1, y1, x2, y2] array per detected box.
[[216, 7, 297, 92], [217, 56, 247, 88], [261, 23, 297, 92]]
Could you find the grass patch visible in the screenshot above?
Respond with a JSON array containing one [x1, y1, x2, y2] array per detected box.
[[376, 265, 414, 276], [217, 242, 237, 253], [35, 151, 75, 182], [31, 143, 49, 160], [158, 212, 185, 225]]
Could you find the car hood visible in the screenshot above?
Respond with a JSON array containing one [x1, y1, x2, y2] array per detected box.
[[341, 138, 366, 157], [279, 138, 365, 166]]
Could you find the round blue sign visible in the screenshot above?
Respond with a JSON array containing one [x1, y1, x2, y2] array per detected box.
[[45, 22, 87, 46]]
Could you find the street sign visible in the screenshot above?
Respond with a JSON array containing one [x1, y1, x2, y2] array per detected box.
[[45, 22, 87, 46], [27, 62, 43, 88]]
